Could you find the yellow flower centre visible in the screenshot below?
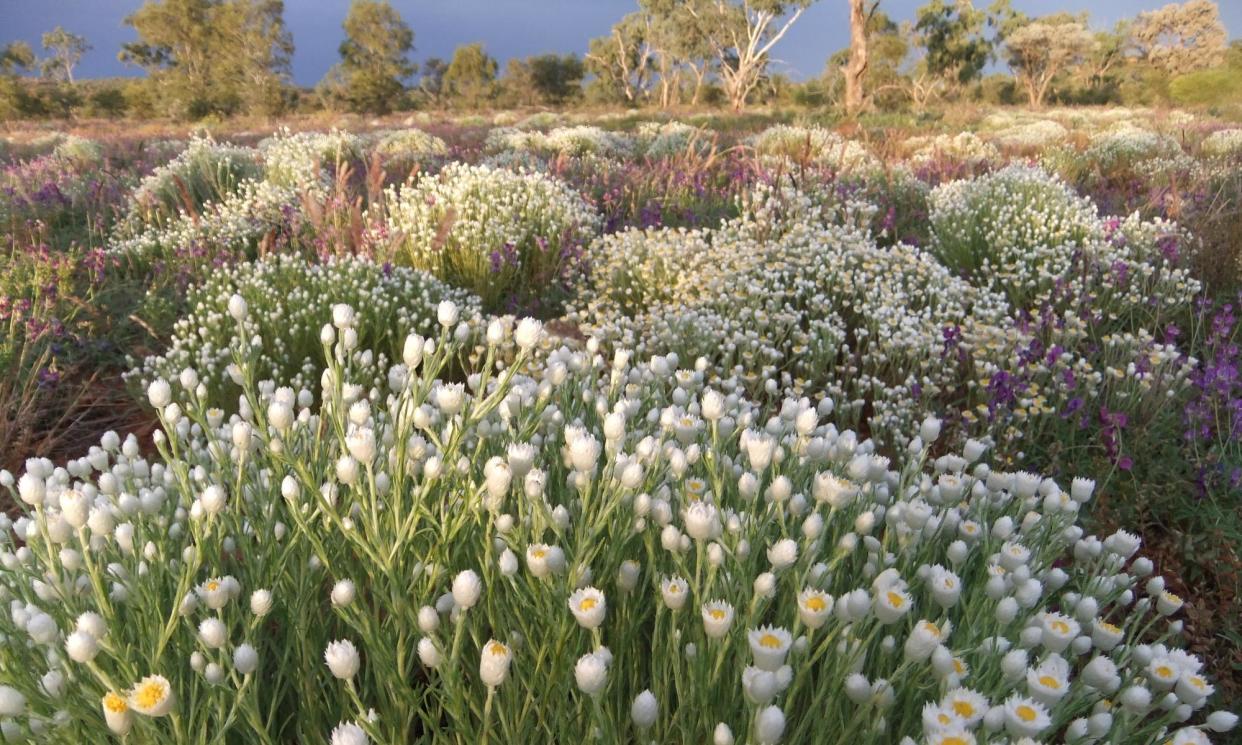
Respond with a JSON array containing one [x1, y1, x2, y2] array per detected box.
[[1163, 592, 1181, 604], [1039, 675, 1061, 689], [943, 737, 969, 745], [1190, 676, 1206, 690], [104, 693, 128, 713], [1016, 704, 1037, 722], [134, 680, 167, 710], [578, 597, 598, 611], [804, 596, 827, 612], [758, 633, 782, 649], [531, 549, 546, 559], [206, 581, 219, 592], [952, 659, 966, 674], [952, 701, 974, 718], [1050, 620, 1070, 634], [709, 609, 726, 620], [487, 642, 508, 657], [921, 621, 941, 637], [1098, 621, 1121, 634], [937, 713, 952, 725], [944, 578, 956, 588], [886, 591, 905, 608], [1156, 665, 1173, 678], [667, 583, 681, 594]]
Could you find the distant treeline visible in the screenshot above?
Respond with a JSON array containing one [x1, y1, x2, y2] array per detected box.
[[1, 0, 1240, 121]]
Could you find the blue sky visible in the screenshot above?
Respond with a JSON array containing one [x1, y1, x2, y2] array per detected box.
[[2, 0, 1239, 85]]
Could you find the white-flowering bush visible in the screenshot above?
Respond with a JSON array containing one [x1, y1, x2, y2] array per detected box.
[[570, 219, 1008, 443], [635, 121, 710, 159], [477, 148, 553, 174], [51, 136, 104, 166], [989, 120, 1069, 150], [905, 133, 1000, 167], [117, 137, 262, 233], [928, 165, 1104, 304], [515, 110, 564, 129], [0, 307, 1232, 744], [260, 128, 365, 191], [481, 127, 545, 155], [735, 174, 881, 240], [109, 179, 299, 265], [124, 254, 481, 407], [379, 162, 601, 311], [484, 125, 633, 159], [542, 126, 633, 158], [748, 125, 881, 173], [1201, 128, 1242, 158], [369, 128, 449, 173], [1083, 128, 1183, 172]]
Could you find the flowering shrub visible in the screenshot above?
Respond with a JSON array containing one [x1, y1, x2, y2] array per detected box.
[[738, 166, 931, 248], [50, 137, 104, 168], [379, 162, 601, 312], [988, 120, 1069, 150], [117, 137, 262, 233], [635, 121, 710, 159], [369, 129, 449, 174], [0, 304, 1234, 744], [260, 129, 365, 192], [570, 219, 1008, 443], [928, 165, 1104, 305], [904, 133, 1000, 168], [124, 254, 480, 408], [748, 125, 880, 173], [1200, 129, 1242, 158], [484, 125, 633, 159], [1084, 128, 1184, 174], [110, 179, 300, 269]]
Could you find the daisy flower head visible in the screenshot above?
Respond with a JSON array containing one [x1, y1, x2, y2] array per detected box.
[[1148, 656, 1183, 689], [905, 619, 947, 662], [661, 576, 689, 610], [941, 688, 988, 726], [129, 675, 175, 717], [331, 721, 369, 745], [1157, 591, 1185, 616], [925, 726, 976, 745], [1176, 671, 1214, 706], [480, 639, 513, 687], [574, 651, 609, 697], [797, 589, 833, 629], [101, 691, 133, 735], [1039, 612, 1080, 653], [928, 565, 962, 609], [1003, 695, 1050, 737], [1026, 654, 1071, 707], [568, 587, 607, 629], [921, 701, 961, 733], [748, 626, 792, 671], [196, 576, 233, 610], [325, 640, 360, 680], [701, 600, 735, 639], [875, 586, 913, 624], [1091, 617, 1124, 651], [526, 543, 554, 578]]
